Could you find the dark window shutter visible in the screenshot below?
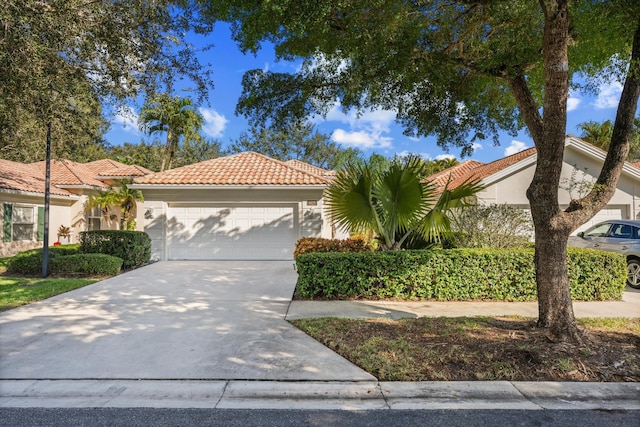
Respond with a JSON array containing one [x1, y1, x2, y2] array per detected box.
[[3, 204, 12, 242], [37, 206, 45, 241]]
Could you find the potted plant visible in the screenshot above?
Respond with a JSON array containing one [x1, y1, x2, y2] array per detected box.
[[56, 225, 71, 245]]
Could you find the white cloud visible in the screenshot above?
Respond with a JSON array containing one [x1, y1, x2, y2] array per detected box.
[[504, 140, 530, 156], [323, 102, 397, 150], [114, 106, 140, 135], [471, 142, 483, 151], [199, 108, 228, 138], [594, 81, 623, 109], [567, 96, 581, 112], [331, 129, 392, 150], [435, 154, 457, 161]]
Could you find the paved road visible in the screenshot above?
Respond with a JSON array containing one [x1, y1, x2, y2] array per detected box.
[[1, 408, 639, 427]]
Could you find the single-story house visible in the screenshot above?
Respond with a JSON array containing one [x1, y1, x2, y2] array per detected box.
[[428, 136, 640, 234], [0, 158, 150, 257], [131, 152, 335, 261]]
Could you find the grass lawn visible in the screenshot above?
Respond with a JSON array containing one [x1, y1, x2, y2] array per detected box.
[[0, 257, 100, 312], [291, 316, 640, 382]]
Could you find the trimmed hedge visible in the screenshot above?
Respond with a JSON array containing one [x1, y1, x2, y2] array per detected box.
[[6, 244, 81, 275], [80, 230, 151, 269], [50, 253, 123, 276], [295, 248, 626, 301], [293, 237, 373, 259]]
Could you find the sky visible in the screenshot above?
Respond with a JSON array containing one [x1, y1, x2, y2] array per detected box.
[[105, 23, 629, 165]]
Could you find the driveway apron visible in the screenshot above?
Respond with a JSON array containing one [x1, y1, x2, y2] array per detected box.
[[0, 261, 373, 381]]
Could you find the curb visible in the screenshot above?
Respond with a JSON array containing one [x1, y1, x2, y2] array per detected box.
[[1, 380, 639, 410]]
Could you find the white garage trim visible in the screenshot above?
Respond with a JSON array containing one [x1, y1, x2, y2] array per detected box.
[[166, 203, 299, 260]]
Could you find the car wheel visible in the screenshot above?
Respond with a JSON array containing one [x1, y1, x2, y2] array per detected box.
[[627, 258, 640, 289]]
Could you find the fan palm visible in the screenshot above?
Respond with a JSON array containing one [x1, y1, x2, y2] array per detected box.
[[325, 156, 482, 250], [138, 94, 204, 171]]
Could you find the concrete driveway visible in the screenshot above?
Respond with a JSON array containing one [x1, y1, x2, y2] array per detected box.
[[0, 262, 374, 381]]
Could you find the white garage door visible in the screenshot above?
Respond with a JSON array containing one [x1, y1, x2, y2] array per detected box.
[[572, 205, 626, 235], [166, 204, 298, 260]]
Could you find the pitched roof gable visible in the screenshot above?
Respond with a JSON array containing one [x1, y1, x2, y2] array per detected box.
[[32, 160, 108, 188], [0, 159, 73, 196], [133, 152, 330, 186], [84, 159, 153, 178], [426, 160, 485, 187], [284, 159, 337, 177]]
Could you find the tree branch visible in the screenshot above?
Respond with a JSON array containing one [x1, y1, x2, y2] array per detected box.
[[566, 17, 640, 222], [507, 74, 544, 143]]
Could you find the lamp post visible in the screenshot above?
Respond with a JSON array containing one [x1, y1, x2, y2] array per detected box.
[[41, 121, 51, 278]]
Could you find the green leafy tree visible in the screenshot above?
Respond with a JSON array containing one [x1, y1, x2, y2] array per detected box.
[[174, 137, 224, 168], [0, 79, 110, 163], [325, 156, 481, 250], [203, 0, 640, 341], [1, 0, 212, 163], [138, 94, 205, 171], [578, 118, 640, 161], [106, 141, 164, 172], [229, 122, 354, 169]]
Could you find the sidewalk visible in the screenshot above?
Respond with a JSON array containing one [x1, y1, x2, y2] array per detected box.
[[286, 288, 640, 320]]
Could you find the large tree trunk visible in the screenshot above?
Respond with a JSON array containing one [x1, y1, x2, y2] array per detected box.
[[527, 1, 579, 340], [512, 3, 640, 341]]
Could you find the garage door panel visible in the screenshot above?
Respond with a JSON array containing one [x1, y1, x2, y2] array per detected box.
[[167, 204, 298, 260]]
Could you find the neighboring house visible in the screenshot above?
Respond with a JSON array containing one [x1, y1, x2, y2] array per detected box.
[[428, 136, 640, 235], [0, 158, 150, 257], [131, 152, 334, 261]]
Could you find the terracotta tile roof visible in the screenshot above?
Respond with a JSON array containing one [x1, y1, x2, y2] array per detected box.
[[32, 160, 108, 188], [284, 159, 337, 177], [425, 160, 485, 187], [631, 161, 640, 170], [84, 159, 125, 174], [436, 148, 538, 190], [0, 159, 73, 196], [134, 152, 330, 186], [99, 164, 153, 178]]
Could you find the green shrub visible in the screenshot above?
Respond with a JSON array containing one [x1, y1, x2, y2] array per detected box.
[[6, 244, 81, 275], [80, 230, 151, 269], [293, 237, 373, 259], [50, 253, 123, 276], [295, 248, 626, 301]]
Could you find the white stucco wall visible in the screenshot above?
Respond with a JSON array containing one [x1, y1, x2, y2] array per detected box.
[[475, 143, 640, 234]]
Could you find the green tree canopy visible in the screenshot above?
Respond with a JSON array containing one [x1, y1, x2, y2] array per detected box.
[[1, 0, 213, 155], [201, 0, 640, 341], [229, 122, 360, 169]]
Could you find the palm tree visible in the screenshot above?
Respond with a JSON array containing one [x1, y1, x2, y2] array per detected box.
[[578, 120, 614, 149], [113, 180, 144, 230], [138, 94, 204, 171], [325, 156, 482, 250], [85, 189, 119, 226]]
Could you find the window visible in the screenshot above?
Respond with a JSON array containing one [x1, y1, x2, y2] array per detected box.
[[87, 206, 102, 231], [12, 206, 34, 241], [583, 223, 611, 238], [3, 204, 41, 242]]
